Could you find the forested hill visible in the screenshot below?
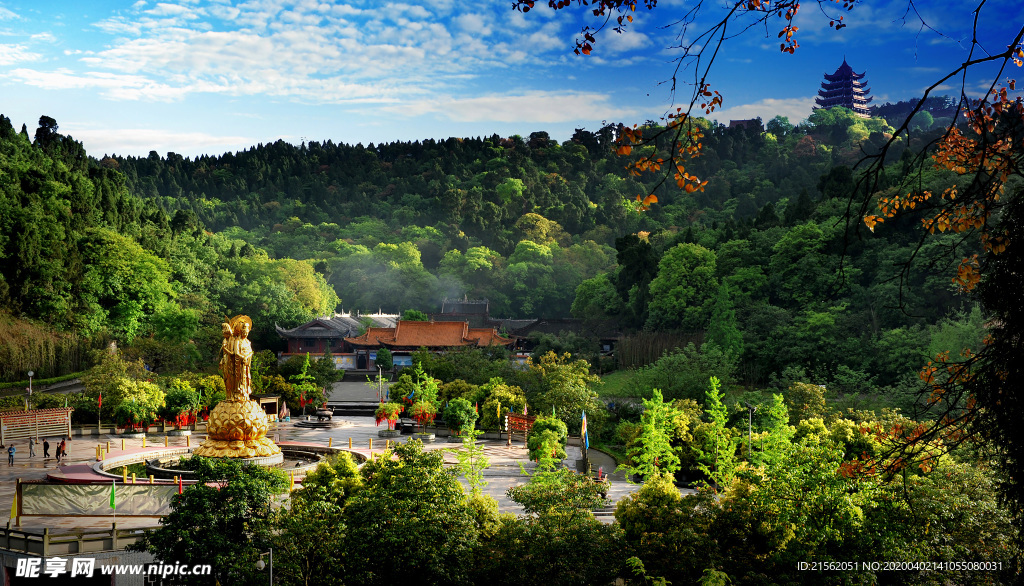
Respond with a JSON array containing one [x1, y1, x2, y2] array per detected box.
[[0, 114, 337, 380], [1, 106, 977, 393], [111, 108, 910, 256]]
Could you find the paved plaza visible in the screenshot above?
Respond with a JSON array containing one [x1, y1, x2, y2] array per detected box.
[[0, 414, 674, 533]]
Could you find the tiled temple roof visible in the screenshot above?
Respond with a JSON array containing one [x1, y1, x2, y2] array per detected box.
[[344, 320, 514, 349]]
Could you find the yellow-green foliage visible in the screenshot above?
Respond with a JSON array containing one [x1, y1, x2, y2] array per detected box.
[[292, 452, 362, 508], [827, 418, 879, 460], [478, 378, 526, 430], [438, 379, 480, 404], [793, 417, 828, 442], [466, 493, 505, 539], [785, 382, 827, 424]]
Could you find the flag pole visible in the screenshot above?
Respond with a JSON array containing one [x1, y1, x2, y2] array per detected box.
[[581, 410, 590, 474]]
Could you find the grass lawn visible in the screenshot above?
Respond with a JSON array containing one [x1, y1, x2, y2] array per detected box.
[[597, 370, 640, 398]]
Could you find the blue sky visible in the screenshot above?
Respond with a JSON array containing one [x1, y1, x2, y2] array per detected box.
[[0, 0, 1018, 157]]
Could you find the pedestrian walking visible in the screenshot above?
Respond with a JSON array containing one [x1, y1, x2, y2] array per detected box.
[[42, 438, 49, 458], [28, 437, 35, 457], [57, 439, 66, 464], [7, 444, 15, 466]]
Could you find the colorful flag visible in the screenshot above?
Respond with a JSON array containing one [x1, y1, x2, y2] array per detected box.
[[109, 480, 116, 509], [523, 404, 528, 415], [299, 390, 305, 409], [474, 402, 478, 414], [9, 492, 16, 522], [98, 392, 102, 410], [406, 388, 415, 401], [581, 410, 589, 450], [552, 405, 556, 418], [178, 476, 183, 495]]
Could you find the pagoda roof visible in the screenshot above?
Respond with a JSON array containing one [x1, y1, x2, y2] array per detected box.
[[276, 312, 399, 339], [818, 86, 870, 97], [344, 320, 514, 349], [822, 58, 866, 82], [816, 95, 874, 106], [817, 97, 871, 107], [819, 81, 869, 91]]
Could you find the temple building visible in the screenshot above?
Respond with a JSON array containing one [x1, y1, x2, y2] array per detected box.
[[344, 320, 515, 369], [275, 311, 399, 369], [276, 309, 515, 370], [815, 58, 872, 118], [277, 298, 620, 371]]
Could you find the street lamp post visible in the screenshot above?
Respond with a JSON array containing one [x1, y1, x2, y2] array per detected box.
[[255, 548, 273, 584], [26, 371, 34, 411]]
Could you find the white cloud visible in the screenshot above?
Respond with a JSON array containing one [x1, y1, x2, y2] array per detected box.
[[33, 0, 587, 108], [506, 9, 531, 29], [0, 44, 41, 66], [454, 13, 490, 36], [602, 28, 651, 54], [516, 20, 564, 53], [30, 32, 56, 43], [7, 68, 187, 100], [391, 90, 640, 123], [92, 17, 144, 36], [384, 3, 432, 21], [62, 125, 253, 157], [0, 7, 19, 20], [146, 3, 200, 18], [711, 96, 817, 124]]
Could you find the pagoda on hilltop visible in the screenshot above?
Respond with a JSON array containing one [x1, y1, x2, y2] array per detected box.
[[815, 58, 873, 118]]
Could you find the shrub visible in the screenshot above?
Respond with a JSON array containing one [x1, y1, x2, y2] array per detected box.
[[507, 468, 608, 515], [374, 402, 403, 430], [527, 429, 567, 463], [527, 415, 568, 461], [439, 379, 481, 404], [478, 378, 527, 430], [114, 401, 157, 431], [443, 398, 478, 435], [159, 379, 200, 426], [410, 401, 437, 429]]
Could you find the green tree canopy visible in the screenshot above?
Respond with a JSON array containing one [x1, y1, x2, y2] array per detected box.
[[344, 441, 478, 585], [647, 243, 718, 331], [131, 458, 287, 585]]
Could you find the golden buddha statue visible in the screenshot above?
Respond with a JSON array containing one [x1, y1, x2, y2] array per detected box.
[[194, 315, 281, 459]]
